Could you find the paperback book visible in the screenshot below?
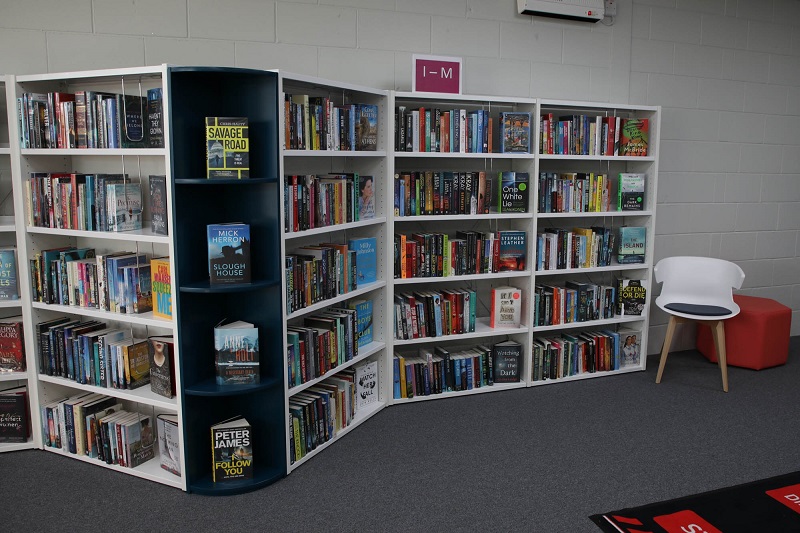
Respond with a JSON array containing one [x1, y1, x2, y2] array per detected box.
[[497, 231, 527, 272], [618, 326, 643, 367], [118, 94, 147, 149], [617, 278, 646, 316], [358, 175, 376, 220], [349, 237, 377, 286], [349, 299, 373, 348], [150, 257, 172, 319], [147, 88, 164, 148], [617, 226, 646, 264], [211, 415, 253, 482], [206, 117, 249, 179], [148, 175, 168, 235], [0, 248, 18, 300], [493, 341, 521, 383], [490, 287, 522, 328], [157, 413, 181, 476], [207, 223, 251, 284], [0, 316, 24, 373], [106, 182, 143, 232], [617, 173, 645, 211], [499, 171, 530, 213], [355, 104, 378, 151], [214, 319, 260, 386], [0, 385, 29, 443], [355, 360, 379, 411], [147, 335, 176, 399], [619, 118, 649, 156], [124, 413, 156, 468], [500, 112, 532, 153]]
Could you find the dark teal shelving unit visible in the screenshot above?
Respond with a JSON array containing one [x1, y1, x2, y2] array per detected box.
[[167, 66, 286, 495]]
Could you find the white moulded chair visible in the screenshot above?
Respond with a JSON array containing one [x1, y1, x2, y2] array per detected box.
[[653, 256, 745, 392]]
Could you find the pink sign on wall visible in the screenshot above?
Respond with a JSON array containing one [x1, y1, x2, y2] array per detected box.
[[412, 54, 462, 94]]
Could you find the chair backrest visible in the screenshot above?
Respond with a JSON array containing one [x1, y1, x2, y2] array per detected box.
[[654, 256, 745, 311]]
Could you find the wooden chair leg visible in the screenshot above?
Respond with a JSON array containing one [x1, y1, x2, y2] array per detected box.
[[656, 316, 679, 384], [711, 320, 729, 392]]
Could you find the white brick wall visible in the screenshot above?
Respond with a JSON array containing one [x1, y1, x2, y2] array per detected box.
[[0, 0, 797, 343]]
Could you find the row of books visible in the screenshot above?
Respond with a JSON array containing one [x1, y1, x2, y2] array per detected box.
[[24, 172, 168, 234], [283, 173, 374, 234], [534, 282, 617, 327], [17, 88, 164, 150], [395, 108, 533, 154], [394, 230, 527, 279], [289, 360, 378, 464], [285, 237, 376, 315], [538, 172, 646, 213], [286, 305, 361, 389], [540, 114, 649, 157], [392, 341, 521, 399], [29, 248, 172, 318], [394, 288, 476, 341], [0, 385, 29, 443], [532, 326, 641, 381], [284, 94, 378, 151], [36, 316, 176, 398], [536, 226, 617, 271], [41, 392, 155, 467]]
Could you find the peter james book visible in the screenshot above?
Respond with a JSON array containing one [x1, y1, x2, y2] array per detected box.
[[207, 223, 251, 285], [211, 415, 253, 482], [214, 319, 259, 386], [206, 117, 249, 179]]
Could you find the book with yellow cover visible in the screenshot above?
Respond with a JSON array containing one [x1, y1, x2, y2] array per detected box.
[[206, 117, 249, 179]]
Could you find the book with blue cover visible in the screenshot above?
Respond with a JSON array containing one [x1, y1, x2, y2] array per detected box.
[[348, 237, 376, 286], [0, 248, 19, 301], [348, 299, 373, 348], [617, 226, 646, 264], [207, 223, 251, 284]]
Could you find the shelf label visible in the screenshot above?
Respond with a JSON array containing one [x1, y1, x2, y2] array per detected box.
[[412, 54, 462, 94]]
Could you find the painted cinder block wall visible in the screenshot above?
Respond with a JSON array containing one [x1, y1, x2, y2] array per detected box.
[[1, 0, 798, 353]]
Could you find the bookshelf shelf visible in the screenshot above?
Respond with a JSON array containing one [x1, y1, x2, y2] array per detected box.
[[531, 314, 646, 333], [184, 376, 282, 397], [283, 149, 387, 158], [30, 301, 174, 329], [38, 374, 179, 411], [285, 280, 386, 320], [537, 210, 654, 219], [392, 381, 526, 404], [0, 371, 27, 382], [0, 215, 16, 231], [288, 340, 385, 396], [394, 318, 528, 346], [26, 224, 171, 244], [0, 440, 34, 453], [394, 213, 532, 222], [178, 279, 279, 294], [0, 300, 21, 308], [20, 148, 167, 156], [174, 177, 278, 185], [393, 271, 532, 285], [189, 464, 285, 496], [283, 217, 387, 240], [394, 152, 532, 159], [529, 365, 642, 387], [534, 264, 648, 276], [538, 153, 656, 162], [46, 446, 183, 489]]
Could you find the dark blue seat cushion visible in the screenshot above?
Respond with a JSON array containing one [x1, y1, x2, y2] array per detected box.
[[665, 302, 733, 316]]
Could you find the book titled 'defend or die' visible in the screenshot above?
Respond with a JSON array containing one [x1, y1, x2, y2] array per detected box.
[[214, 319, 259, 385], [208, 223, 251, 285], [206, 117, 249, 179], [212, 415, 253, 482]]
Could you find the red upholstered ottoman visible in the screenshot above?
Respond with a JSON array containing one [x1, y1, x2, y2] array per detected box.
[[696, 295, 791, 370]]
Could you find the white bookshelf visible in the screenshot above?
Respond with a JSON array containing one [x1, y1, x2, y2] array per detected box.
[[5, 66, 185, 489]]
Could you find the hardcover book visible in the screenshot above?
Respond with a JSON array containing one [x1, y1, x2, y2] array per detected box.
[[147, 335, 175, 399], [499, 171, 530, 213], [619, 118, 649, 156], [355, 360, 378, 411], [118, 94, 147, 149], [214, 319, 259, 386], [0, 317, 25, 373], [348, 237, 377, 286], [617, 278, 646, 316], [358, 175, 376, 221], [206, 117, 249, 179], [617, 226, 646, 264], [157, 413, 181, 476], [618, 326, 643, 367], [207, 223, 251, 285], [106, 182, 143, 232], [349, 299, 373, 348], [498, 231, 527, 272], [0, 385, 29, 443], [500, 112, 532, 153], [211, 415, 253, 482], [493, 341, 521, 383], [355, 104, 378, 151], [490, 287, 522, 328], [618, 173, 645, 211], [0, 248, 19, 300], [148, 175, 168, 235], [150, 257, 172, 320], [147, 88, 164, 148]]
